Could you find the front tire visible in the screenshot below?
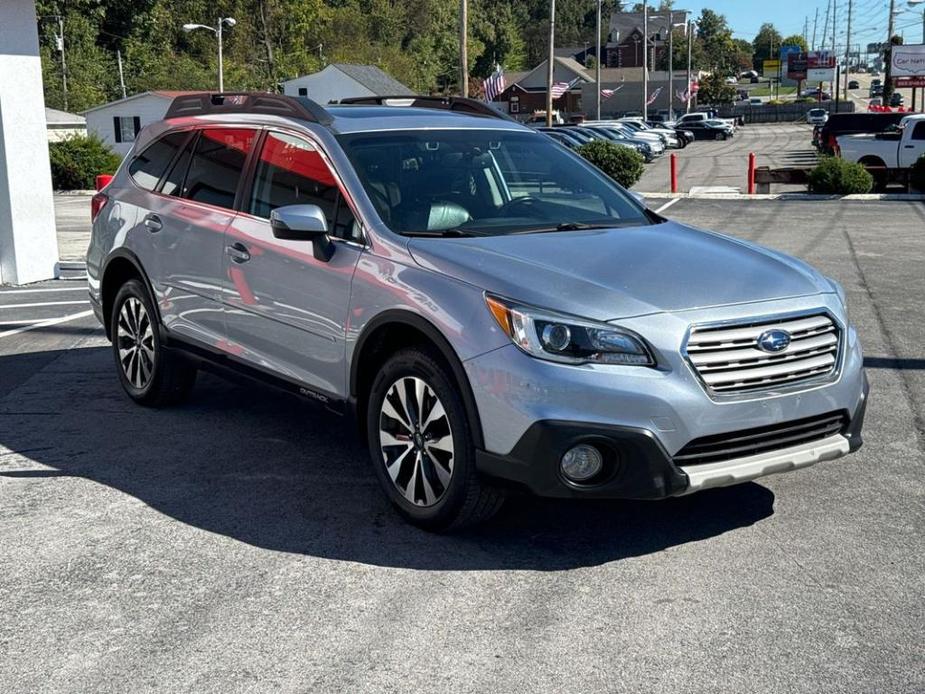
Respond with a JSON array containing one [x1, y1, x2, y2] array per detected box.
[[110, 279, 196, 406], [367, 348, 505, 531]]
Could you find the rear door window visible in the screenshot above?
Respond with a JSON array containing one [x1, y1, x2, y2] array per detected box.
[[160, 132, 197, 196], [128, 131, 189, 191], [181, 128, 257, 209]]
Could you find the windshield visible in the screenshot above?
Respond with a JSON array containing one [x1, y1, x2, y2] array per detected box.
[[338, 129, 651, 237]]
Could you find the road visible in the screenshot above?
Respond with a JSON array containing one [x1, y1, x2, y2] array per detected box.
[[635, 123, 817, 193], [1, 198, 923, 693]]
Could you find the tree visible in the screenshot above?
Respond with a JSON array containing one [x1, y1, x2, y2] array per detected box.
[[697, 71, 736, 105], [731, 38, 753, 72], [697, 9, 737, 73], [780, 34, 808, 53], [752, 23, 783, 71]]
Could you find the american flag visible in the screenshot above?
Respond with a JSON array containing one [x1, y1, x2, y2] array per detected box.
[[601, 83, 624, 100], [550, 77, 581, 99], [676, 88, 691, 103], [483, 65, 505, 102], [646, 86, 662, 106]]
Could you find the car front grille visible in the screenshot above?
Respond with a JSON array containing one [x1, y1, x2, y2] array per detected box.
[[673, 411, 848, 466], [685, 313, 841, 395]]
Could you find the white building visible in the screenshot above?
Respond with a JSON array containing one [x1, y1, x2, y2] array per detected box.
[[82, 91, 194, 156], [281, 64, 413, 104], [45, 107, 86, 142]]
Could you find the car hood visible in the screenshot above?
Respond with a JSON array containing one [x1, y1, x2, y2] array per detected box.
[[407, 221, 830, 321]]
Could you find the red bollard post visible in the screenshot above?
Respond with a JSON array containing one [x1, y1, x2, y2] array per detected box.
[[669, 152, 678, 194], [747, 152, 756, 195]]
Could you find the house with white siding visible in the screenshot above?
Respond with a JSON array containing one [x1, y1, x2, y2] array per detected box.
[[82, 91, 195, 156], [281, 64, 413, 104], [45, 107, 85, 141]]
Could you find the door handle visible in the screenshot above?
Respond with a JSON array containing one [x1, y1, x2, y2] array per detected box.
[[225, 242, 251, 264], [143, 214, 162, 232], [904, 145, 915, 149]]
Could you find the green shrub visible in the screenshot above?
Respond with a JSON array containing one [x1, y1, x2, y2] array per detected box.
[[911, 153, 925, 192], [808, 157, 874, 194], [576, 140, 646, 189], [48, 134, 122, 190]]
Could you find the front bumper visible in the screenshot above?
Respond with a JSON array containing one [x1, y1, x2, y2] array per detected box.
[[475, 373, 868, 499]]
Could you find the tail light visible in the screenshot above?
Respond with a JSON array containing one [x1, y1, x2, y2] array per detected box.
[[91, 192, 109, 222]]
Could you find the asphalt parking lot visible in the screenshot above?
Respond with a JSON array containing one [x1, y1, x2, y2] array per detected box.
[[636, 122, 818, 193], [1, 198, 923, 693]]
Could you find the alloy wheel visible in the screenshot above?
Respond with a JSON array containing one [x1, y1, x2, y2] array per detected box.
[[378, 376, 455, 507], [116, 297, 155, 389]]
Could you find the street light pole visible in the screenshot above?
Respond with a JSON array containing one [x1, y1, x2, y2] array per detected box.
[[182, 17, 236, 92], [642, 0, 648, 115], [844, 0, 852, 102], [460, 0, 468, 97], [546, 0, 556, 127], [596, 0, 602, 119], [668, 11, 673, 120]]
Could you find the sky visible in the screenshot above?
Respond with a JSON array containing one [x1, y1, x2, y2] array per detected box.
[[672, 1, 925, 50]]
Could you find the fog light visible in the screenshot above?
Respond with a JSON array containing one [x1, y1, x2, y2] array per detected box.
[[560, 444, 604, 483]]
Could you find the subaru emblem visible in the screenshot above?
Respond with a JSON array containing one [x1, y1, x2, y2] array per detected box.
[[756, 329, 791, 353]]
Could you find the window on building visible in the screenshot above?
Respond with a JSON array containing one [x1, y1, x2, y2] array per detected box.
[[510, 97, 520, 114], [128, 130, 189, 191], [249, 131, 358, 241], [181, 128, 257, 209], [113, 116, 141, 144]]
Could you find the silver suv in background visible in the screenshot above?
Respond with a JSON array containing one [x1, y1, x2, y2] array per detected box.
[[88, 93, 868, 531]]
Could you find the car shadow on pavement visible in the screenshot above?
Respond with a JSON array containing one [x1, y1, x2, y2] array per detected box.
[[0, 347, 775, 571]]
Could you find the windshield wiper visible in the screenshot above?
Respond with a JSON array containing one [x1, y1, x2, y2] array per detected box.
[[513, 222, 615, 234], [402, 228, 478, 238]]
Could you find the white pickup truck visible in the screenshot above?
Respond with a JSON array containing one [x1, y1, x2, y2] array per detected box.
[[677, 111, 738, 130], [837, 114, 925, 169]]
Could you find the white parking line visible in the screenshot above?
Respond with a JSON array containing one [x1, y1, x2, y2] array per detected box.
[[0, 287, 87, 294], [654, 198, 681, 214], [0, 300, 89, 309], [0, 310, 95, 340]]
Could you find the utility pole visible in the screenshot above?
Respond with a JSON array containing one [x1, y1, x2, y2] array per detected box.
[[844, 0, 852, 102], [803, 16, 809, 48], [812, 8, 819, 50], [686, 19, 694, 114], [546, 0, 556, 126], [56, 15, 68, 111], [595, 0, 602, 119], [832, 0, 838, 51], [822, 1, 830, 55], [884, 0, 896, 105], [116, 49, 127, 99], [642, 0, 649, 116], [460, 0, 468, 97]]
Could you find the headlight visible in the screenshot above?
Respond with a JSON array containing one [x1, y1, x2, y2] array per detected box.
[[485, 295, 655, 366]]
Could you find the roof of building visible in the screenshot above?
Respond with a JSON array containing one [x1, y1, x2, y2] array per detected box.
[[283, 64, 413, 96], [609, 9, 690, 43], [45, 107, 85, 126], [81, 90, 200, 115]]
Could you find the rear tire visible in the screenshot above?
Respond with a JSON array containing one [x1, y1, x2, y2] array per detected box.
[[110, 279, 196, 407], [366, 347, 505, 531]]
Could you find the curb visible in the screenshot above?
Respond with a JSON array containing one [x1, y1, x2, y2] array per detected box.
[[637, 192, 925, 201], [55, 190, 96, 196]]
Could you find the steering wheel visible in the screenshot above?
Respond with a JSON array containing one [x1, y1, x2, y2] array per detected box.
[[500, 196, 545, 217]]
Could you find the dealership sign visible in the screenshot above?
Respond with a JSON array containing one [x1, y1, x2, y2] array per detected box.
[[787, 51, 837, 81], [895, 77, 925, 88], [891, 44, 925, 78], [762, 59, 781, 78]]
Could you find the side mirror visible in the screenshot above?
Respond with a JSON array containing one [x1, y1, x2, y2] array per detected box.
[[270, 204, 334, 262]]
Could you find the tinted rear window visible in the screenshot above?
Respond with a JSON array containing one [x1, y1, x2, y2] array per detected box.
[[128, 131, 188, 191], [181, 128, 256, 209]]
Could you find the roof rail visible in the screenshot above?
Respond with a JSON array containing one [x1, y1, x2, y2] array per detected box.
[[334, 95, 515, 122], [164, 92, 333, 126]]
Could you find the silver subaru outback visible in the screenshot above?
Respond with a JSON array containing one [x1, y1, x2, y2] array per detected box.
[[87, 93, 868, 530]]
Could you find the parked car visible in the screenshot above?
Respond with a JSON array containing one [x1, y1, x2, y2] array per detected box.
[[816, 111, 907, 154], [848, 80, 860, 90], [889, 92, 904, 107], [574, 125, 660, 161], [739, 70, 758, 80], [806, 108, 829, 126], [677, 111, 737, 131], [680, 119, 735, 140], [615, 118, 683, 148], [87, 92, 867, 530], [868, 97, 883, 108], [837, 114, 925, 170], [869, 85, 884, 98], [537, 127, 582, 149], [749, 97, 763, 106]]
